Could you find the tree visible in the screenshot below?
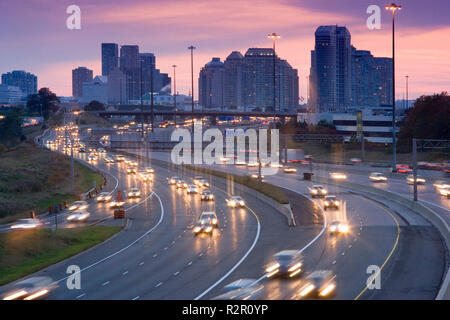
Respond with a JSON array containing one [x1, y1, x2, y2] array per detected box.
[[27, 87, 60, 120], [398, 92, 450, 148], [0, 108, 24, 147], [84, 100, 105, 111]]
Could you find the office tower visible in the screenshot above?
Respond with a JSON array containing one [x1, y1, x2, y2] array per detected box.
[[140, 53, 155, 98], [101, 43, 119, 76], [72, 67, 93, 97], [198, 57, 225, 108], [120, 45, 140, 101], [1, 70, 37, 99], [223, 51, 245, 108], [81, 76, 108, 104], [310, 25, 352, 112], [108, 68, 126, 104], [372, 57, 393, 107]]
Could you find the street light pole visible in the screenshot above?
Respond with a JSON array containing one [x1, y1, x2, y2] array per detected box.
[[172, 64, 177, 127], [405, 75, 409, 109], [267, 33, 280, 130], [386, 3, 402, 172], [188, 45, 196, 134]]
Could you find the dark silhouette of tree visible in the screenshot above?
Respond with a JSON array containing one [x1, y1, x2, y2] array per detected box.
[[27, 88, 60, 120], [84, 100, 105, 111], [398, 92, 450, 148], [0, 108, 24, 147]]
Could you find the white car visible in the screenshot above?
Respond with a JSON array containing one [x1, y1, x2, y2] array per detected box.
[[406, 174, 426, 185], [226, 196, 245, 208], [438, 185, 450, 197], [330, 172, 347, 180], [212, 279, 264, 300], [145, 167, 155, 174], [297, 270, 336, 298], [10, 218, 43, 230], [127, 188, 141, 198], [168, 176, 180, 185], [109, 200, 125, 208], [96, 192, 112, 202], [68, 201, 88, 211], [2, 276, 57, 300], [329, 220, 349, 234], [104, 156, 115, 163], [193, 176, 204, 185], [186, 184, 199, 194], [284, 166, 297, 173], [369, 172, 387, 182], [309, 185, 327, 198], [199, 211, 218, 227], [67, 210, 90, 222]]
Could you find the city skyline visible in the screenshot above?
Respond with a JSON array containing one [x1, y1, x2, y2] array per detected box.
[[1, 0, 449, 99]]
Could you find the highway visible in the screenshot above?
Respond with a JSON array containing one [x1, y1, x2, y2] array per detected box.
[[0, 128, 446, 300]]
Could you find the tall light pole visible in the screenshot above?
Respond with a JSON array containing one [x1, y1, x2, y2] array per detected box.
[[386, 3, 402, 172], [267, 33, 280, 129], [172, 64, 177, 127], [188, 45, 196, 134], [405, 75, 409, 109]]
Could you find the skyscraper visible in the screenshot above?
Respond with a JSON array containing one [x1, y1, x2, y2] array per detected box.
[[120, 45, 140, 101], [140, 53, 155, 98], [223, 51, 245, 108], [309, 25, 352, 112], [1, 70, 37, 99], [101, 43, 119, 76], [199, 57, 225, 108], [72, 67, 93, 98]]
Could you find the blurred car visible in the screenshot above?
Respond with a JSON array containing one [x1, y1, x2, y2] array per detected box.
[[350, 158, 361, 164], [145, 167, 155, 174], [129, 160, 138, 167], [283, 166, 297, 173], [186, 184, 199, 194], [2, 276, 57, 300], [127, 188, 141, 198], [115, 155, 125, 162], [211, 279, 264, 300], [226, 196, 245, 208], [104, 156, 115, 163], [330, 172, 347, 180], [168, 176, 180, 185], [126, 167, 137, 174], [176, 180, 188, 189], [109, 200, 125, 208], [309, 185, 327, 198], [10, 218, 43, 230], [193, 220, 214, 236], [392, 164, 412, 173], [250, 174, 265, 181], [201, 189, 214, 201], [199, 211, 218, 227], [323, 195, 340, 210], [98, 148, 106, 153], [68, 201, 88, 211], [78, 147, 86, 153], [67, 210, 90, 222], [270, 163, 283, 168], [438, 186, 450, 197], [297, 270, 336, 298], [139, 173, 153, 182], [96, 192, 112, 202], [406, 174, 426, 185], [235, 160, 246, 166], [197, 179, 210, 188], [369, 172, 387, 182], [433, 180, 450, 189], [304, 155, 313, 160], [87, 155, 97, 162], [193, 176, 204, 185], [329, 220, 349, 235], [265, 250, 304, 278]]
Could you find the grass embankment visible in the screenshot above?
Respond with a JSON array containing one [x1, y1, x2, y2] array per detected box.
[[0, 226, 121, 285], [77, 112, 114, 127], [184, 164, 289, 204], [0, 139, 103, 223]]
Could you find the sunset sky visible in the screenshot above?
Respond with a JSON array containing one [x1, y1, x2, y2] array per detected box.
[[1, 0, 449, 100]]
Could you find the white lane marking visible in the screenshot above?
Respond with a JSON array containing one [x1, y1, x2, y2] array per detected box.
[[155, 282, 163, 287], [332, 260, 337, 265], [139, 262, 144, 266], [194, 206, 261, 301], [164, 247, 168, 250], [188, 261, 192, 266], [51, 191, 165, 286], [102, 281, 110, 286], [76, 293, 86, 299], [349, 245, 352, 248], [132, 296, 140, 300], [153, 254, 157, 258], [199, 253, 203, 257], [341, 252, 345, 256], [123, 271, 128, 275], [174, 271, 180, 276]]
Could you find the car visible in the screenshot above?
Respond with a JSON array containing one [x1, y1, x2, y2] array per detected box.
[[330, 172, 347, 180], [193, 220, 214, 236], [250, 174, 264, 181], [104, 156, 115, 163], [406, 174, 426, 185], [226, 196, 245, 208], [176, 180, 188, 189], [323, 195, 339, 210], [115, 155, 125, 162], [87, 155, 97, 162], [145, 167, 155, 174], [265, 250, 304, 278], [186, 184, 199, 194], [350, 158, 361, 164], [127, 188, 141, 198], [67, 210, 90, 222], [197, 179, 210, 188], [193, 176, 204, 185], [283, 166, 297, 173], [139, 173, 153, 182], [68, 201, 88, 211], [2, 276, 57, 300], [129, 160, 138, 167], [392, 164, 412, 173], [126, 167, 137, 174], [10, 218, 43, 230], [201, 189, 214, 201], [168, 176, 181, 185], [438, 186, 450, 197], [98, 148, 106, 153], [78, 147, 86, 153], [270, 163, 283, 168], [433, 180, 450, 189], [109, 200, 125, 208], [369, 172, 387, 182], [199, 211, 218, 227], [309, 185, 327, 198], [296, 270, 336, 298], [304, 155, 313, 160], [96, 192, 112, 202], [211, 279, 264, 300], [329, 220, 349, 235], [235, 160, 246, 166]]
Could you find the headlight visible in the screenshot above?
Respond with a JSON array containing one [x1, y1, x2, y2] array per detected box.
[[193, 226, 201, 233], [324, 201, 329, 206], [266, 263, 280, 273], [239, 201, 245, 206], [339, 224, 349, 233], [229, 201, 236, 206], [321, 190, 327, 194], [212, 219, 217, 224], [312, 190, 318, 194], [24, 289, 49, 300], [69, 206, 76, 211], [319, 283, 335, 297], [67, 215, 75, 221], [288, 262, 302, 272], [299, 284, 315, 297], [3, 290, 28, 300], [205, 226, 213, 232], [335, 201, 339, 206]]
